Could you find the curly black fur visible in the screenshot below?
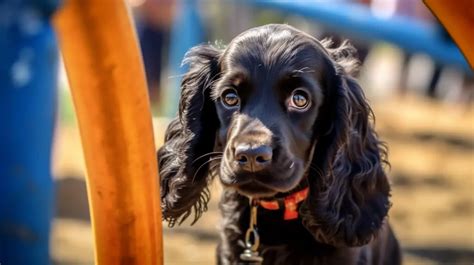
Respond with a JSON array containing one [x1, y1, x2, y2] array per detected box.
[[158, 45, 222, 226]]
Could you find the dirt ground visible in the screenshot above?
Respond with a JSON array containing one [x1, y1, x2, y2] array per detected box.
[[51, 95, 474, 265]]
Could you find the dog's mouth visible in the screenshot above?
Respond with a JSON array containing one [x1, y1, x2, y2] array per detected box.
[[233, 180, 279, 198], [219, 159, 306, 198]]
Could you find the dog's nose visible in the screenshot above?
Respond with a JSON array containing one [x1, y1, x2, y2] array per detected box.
[[235, 144, 273, 172]]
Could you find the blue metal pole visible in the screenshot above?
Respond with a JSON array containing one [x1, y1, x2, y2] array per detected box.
[[0, 2, 59, 264], [165, 0, 204, 116], [249, 1, 471, 72]]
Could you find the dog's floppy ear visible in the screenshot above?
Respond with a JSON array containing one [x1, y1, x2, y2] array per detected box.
[[158, 44, 221, 226], [301, 40, 391, 247]]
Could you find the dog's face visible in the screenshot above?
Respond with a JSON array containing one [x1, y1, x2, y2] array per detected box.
[[213, 27, 328, 197], [160, 24, 391, 246]]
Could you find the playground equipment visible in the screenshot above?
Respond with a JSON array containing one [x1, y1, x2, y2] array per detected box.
[[424, 0, 474, 68], [0, 0, 472, 264], [165, 1, 472, 116], [0, 2, 58, 263], [53, 0, 163, 264], [251, 0, 471, 71]]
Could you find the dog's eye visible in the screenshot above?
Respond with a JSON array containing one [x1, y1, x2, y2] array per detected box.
[[221, 89, 240, 107], [290, 89, 310, 110]]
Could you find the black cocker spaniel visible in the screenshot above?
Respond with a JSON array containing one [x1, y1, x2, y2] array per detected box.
[[158, 24, 401, 265]]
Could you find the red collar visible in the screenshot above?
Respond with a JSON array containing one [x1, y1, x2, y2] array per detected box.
[[256, 187, 309, 220]]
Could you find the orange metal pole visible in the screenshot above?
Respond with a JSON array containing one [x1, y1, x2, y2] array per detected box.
[[53, 1, 163, 264], [424, 0, 474, 69]]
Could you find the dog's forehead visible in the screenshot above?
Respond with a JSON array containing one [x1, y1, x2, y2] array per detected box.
[[222, 25, 327, 76]]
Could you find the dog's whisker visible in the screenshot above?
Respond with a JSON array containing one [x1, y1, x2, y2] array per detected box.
[[208, 163, 221, 178], [192, 156, 222, 184], [192, 151, 224, 164], [205, 157, 223, 179]]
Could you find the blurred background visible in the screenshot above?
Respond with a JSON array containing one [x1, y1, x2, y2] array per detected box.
[[1, 0, 473, 264]]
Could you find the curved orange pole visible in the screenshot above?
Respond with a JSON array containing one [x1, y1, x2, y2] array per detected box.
[[53, 1, 163, 264], [424, 0, 474, 69]]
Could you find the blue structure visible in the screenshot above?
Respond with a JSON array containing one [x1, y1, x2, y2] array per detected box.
[[165, 0, 204, 116], [251, 1, 470, 72], [0, 1, 59, 264], [166, 1, 471, 116]]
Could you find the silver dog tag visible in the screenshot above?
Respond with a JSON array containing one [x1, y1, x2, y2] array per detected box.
[[239, 200, 263, 264], [240, 248, 263, 264]]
